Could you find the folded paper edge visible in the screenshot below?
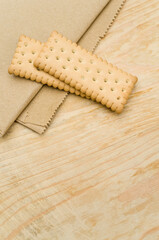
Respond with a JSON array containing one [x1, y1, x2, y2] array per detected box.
[[35, 92, 68, 134], [17, 92, 68, 134], [92, 0, 126, 52]]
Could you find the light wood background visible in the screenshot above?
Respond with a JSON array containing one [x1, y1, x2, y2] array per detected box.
[[0, 0, 159, 239]]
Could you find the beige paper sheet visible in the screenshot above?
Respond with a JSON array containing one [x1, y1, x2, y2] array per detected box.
[[17, 0, 126, 134], [0, 0, 110, 137]]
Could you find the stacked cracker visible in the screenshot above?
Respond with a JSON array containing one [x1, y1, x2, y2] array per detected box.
[[8, 31, 137, 113]]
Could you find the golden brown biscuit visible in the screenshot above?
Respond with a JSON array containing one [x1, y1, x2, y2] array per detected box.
[[34, 31, 137, 113], [8, 35, 84, 96]]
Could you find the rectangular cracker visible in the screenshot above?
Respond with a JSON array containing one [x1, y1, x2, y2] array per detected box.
[[8, 35, 84, 97], [34, 31, 138, 113]]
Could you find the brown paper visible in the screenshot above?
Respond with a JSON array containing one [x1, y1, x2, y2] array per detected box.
[[79, 0, 126, 51], [18, 87, 68, 133], [0, 0, 110, 137], [17, 0, 126, 134]]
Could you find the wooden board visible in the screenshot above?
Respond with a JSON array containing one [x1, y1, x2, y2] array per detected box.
[[0, 0, 159, 239]]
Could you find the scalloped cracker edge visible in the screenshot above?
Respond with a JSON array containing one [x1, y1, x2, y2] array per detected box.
[[8, 35, 85, 97], [34, 31, 137, 113]]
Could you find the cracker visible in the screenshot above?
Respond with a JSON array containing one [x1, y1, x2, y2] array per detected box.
[[8, 35, 84, 97], [34, 31, 137, 113]]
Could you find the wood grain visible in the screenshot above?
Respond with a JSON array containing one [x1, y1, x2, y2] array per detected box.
[[0, 0, 159, 239]]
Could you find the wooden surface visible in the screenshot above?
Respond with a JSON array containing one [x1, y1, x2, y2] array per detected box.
[[0, 0, 159, 239]]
